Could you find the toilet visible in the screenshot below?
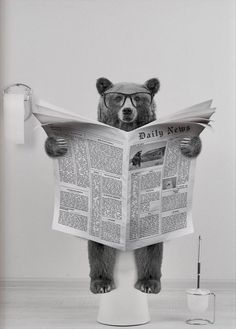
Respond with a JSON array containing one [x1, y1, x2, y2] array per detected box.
[[97, 251, 150, 326]]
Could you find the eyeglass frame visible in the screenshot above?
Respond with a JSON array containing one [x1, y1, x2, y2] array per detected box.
[[102, 92, 154, 110]]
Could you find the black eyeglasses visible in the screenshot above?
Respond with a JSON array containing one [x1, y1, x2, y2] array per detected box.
[[103, 92, 153, 110]]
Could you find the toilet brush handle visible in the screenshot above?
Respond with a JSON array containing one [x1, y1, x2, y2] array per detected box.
[[197, 235, 201, 289], [197, 262, 201, 288]]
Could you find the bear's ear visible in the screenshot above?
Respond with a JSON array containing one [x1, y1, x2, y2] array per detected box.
[[96, 77, 113, 95], [144, 78, 160, 95]]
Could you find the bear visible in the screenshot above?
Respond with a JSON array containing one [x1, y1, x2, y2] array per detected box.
[[45, 77, 202, 294], [131, 151, 142, 167]]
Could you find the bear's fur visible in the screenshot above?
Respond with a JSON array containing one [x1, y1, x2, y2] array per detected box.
[[88, 78, 163, 294], [44, 77, 202, 294]]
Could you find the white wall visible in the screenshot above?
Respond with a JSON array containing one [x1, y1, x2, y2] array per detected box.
[[0, 0, 235, 281]]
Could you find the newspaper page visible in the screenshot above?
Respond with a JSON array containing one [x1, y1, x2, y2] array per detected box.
[[34, 99, 214, 251], [125, 122, 204, 250], [41, 120, 130, 251]]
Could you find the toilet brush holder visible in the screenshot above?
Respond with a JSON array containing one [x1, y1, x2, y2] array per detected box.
[[186, 288, 216, 325]]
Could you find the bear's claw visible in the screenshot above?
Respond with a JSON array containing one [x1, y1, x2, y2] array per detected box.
[[90, 279, 115, 294], [180, 136, 202, 158], [45, 136, 68, 157], [135, 279, 161, 294]]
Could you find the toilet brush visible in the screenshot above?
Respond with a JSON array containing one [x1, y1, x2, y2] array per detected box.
[[197, 235, 201, 289], [186, 235, 216, 325]]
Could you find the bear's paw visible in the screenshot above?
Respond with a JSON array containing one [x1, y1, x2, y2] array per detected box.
[[90, 278, 115, 294], [135, 278, 161, 294]]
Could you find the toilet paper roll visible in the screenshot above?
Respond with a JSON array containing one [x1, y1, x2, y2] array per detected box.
[[3, 93, 25, 144]]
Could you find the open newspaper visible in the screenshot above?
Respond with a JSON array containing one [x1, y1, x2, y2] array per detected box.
[[33, 100, 215, 251]]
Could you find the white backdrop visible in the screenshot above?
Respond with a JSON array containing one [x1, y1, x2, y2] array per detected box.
[[0, 0, 235, 281]]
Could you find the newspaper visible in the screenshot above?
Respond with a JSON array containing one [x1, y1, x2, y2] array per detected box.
[[33, 100, 215, 251]]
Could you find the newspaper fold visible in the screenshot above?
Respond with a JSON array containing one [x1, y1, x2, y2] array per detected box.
[[33, 99, 215, 251]]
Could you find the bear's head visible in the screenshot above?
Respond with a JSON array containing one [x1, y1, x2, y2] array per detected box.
[[96, 78, 160, 131]]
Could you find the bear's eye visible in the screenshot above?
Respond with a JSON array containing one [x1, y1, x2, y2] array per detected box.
[[132, 93, 152, 106], [114, 95, 123, 102], [134, 95, 141, 102]]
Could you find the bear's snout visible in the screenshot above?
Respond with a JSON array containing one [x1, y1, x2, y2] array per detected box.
[[118, 106, 137, 123], [122, 108, 132, 115]]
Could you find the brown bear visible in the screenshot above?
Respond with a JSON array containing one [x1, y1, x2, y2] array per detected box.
[[45, 78, 201, 294]]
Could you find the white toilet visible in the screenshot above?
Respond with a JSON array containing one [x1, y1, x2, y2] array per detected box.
[[97, 251, 150, 326]]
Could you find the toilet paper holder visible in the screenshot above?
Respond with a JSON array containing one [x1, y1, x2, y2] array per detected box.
[[3, 83, 33, 120]]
